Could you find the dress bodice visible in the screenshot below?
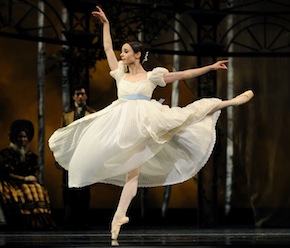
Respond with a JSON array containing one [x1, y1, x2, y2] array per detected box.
[[110, 61, 168, 99]]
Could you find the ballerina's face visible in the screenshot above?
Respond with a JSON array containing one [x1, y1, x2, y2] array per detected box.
[[120, 43, 140, 65]]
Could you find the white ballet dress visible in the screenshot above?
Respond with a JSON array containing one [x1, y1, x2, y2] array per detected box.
[[48, 61, 221, 188]]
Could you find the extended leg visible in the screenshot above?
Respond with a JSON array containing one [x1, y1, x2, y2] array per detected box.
[[209, 90, 254, 114], [111, 167, 140, 240]]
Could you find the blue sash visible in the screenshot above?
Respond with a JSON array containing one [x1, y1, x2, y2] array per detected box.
[[120, 94, 151, 101], [120, 94, 165, 104]]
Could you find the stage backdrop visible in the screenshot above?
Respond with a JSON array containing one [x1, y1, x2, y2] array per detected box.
[[1, 38, 290, 228]]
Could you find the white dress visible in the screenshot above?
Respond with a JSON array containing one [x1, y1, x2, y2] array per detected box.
[[48, 61, 221, 188]]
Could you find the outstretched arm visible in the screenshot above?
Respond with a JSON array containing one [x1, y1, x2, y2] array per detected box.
[[163, 60, 228, 84], [91, 6, 118, 71]]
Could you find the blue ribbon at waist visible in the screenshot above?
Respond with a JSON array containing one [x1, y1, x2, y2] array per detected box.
[[119, 94, 151, 101]]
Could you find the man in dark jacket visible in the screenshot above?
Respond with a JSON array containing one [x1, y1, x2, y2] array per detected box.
[[61, 85, 96, 230]]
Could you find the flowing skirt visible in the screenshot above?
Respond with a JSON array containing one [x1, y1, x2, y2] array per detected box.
[[48, 98, 221, 188]]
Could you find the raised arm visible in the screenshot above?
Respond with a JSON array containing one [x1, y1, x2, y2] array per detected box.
[[91, 6, 118, 71], [163, 60, 228, 84]]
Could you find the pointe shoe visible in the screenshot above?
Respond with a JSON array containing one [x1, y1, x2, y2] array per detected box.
[[233, 90, 254, 106], [111, 216, 129, 240], [111, 240, 119, 246]]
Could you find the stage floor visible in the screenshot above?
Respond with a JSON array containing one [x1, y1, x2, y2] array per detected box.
[[0, 227, 290, 247]]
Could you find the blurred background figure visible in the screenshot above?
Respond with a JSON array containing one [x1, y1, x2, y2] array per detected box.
[[61, 85, 96, 230], [0, 120, 56, 230]]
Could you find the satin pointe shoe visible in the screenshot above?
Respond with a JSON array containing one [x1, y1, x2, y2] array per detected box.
[[111, 216, 129, 240], [233, 90, 254, 106], [111, 240, 119, 246]]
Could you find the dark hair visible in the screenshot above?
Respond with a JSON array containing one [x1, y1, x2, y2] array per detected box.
[[126, 41, 147, 64], [71, 85, 87, 96], [9, 120, 34, 143]]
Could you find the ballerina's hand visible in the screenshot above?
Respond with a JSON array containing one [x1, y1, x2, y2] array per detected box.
[[91, 6, 108, 23], [212, 60, 229, 70]]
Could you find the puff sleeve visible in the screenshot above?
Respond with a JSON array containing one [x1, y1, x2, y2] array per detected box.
[[149, 67, 169, 87], [109, 61, 126, 83]]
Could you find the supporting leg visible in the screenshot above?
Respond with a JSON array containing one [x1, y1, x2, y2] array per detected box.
[[111, 167, 140, 240]]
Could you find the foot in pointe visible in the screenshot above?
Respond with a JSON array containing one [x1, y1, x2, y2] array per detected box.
[[111, 240, 119, 246], [111, 216, 129, 240], [232, 90, 254, 106]]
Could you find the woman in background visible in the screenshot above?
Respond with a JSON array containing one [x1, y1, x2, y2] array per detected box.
[[0, 120, 56, 230]]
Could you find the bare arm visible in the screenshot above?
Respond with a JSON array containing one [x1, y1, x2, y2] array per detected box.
[[91, 6, 118, 71], [163, 60, 228, 84]]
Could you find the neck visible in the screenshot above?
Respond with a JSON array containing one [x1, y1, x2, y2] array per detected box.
[[74, 102, 86, 108], [127, 62, 144, 75], [10, 143, 29, 162]]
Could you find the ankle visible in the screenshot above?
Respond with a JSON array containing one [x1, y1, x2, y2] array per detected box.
[[112, 211, 125, 223]]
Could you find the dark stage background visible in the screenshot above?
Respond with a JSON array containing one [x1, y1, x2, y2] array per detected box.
[[0, 0, 290, 230]]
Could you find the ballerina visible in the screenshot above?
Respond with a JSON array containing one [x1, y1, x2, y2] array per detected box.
[[92, 6, 253, 240], [49, 5, 254, 241]]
